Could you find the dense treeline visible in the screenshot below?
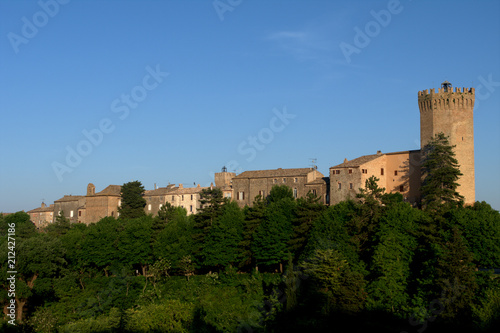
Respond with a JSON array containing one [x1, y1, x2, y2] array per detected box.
[[1, 181, 499, 332]]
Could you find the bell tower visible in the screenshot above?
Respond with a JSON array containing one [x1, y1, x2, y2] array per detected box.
[[418, 81, 475, 204]]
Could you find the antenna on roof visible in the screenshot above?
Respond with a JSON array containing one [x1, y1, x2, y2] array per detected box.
[[310, 158, 318, 170]]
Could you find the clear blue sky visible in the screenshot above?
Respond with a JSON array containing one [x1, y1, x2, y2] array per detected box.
[[1, 0, 499, 212]]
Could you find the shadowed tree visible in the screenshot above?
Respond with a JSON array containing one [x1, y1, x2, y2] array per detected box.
[[421, 132, 464, 212], [118, 181, 146, 219]]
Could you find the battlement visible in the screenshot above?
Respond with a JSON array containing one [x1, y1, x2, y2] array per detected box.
[[418, 86, 475, 98]]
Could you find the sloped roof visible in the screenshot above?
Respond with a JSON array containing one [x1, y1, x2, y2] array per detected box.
[[54, 195, 86, 202], [306, 177, 329, 186], [168, 186, 209, 195], [96, 185, 121, 196], [27, 204, 54, 213], [234, 168, 316, 179], [330, 154, 382, 169]]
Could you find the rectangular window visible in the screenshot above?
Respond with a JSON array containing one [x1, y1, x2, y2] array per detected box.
[[191, 194, 193, 200], [394, 170, 398, 176], [349, 169, 352, 174], [338, 183, 341, 190], [362, 169, 368, 174], [350, 183, 353, 190], [148, 204, 151, 211], [182, 195, 184, 201], [70, 210, 74, 218], [78, 211, 82, 217], [399, 185, 404, 192], [172, 195, 175, 201], [238, 191, 244, 200], [381, 168, 384, 175], [335, 170, 340, 175], [293, 188, 298, 198], [190, 205, 193, 212], [274, 179, 277, 184], [294, 178, 298, 183], [312, 189, 317, 196], [283, 178, 286, 183]]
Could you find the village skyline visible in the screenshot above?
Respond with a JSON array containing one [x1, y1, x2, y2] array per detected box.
[[1, 0, 499, 212]]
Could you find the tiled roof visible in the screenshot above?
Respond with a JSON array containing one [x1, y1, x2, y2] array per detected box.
[[234, 168, 316, 179], [330, 154, 382, 169], [145, 185, 208, 196], [96, 185, 121, 196], [169, 186, 208, 195], [54, 195, 86, 202], [330, 150, 421, 169], [306, 177, 329, 185], [27, 204, 54, 213]]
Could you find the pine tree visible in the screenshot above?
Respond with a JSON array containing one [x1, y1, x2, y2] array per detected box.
[[289, 191, 326, 261], [421, 132, 464, 212], [239, 194, 266, 269], [118, 181, 146, 219]]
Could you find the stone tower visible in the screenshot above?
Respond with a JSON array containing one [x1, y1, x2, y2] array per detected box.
[[214, 166, 235, 188], [418, 81, 475, 204]]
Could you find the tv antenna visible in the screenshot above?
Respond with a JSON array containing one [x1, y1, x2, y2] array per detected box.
[[310, 158, 318, 170]]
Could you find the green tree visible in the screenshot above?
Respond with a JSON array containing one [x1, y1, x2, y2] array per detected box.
[[289, 191, 326, 261], [239, 194, 266, 269], [118, 180, 146, 219], [252, 198, 295, 271], [435, 227, 477, 321], [1, 211, 36, 239], [80, 217, 122, 274], [118, 216, 154, 275], [45, 211, 71, 236], [192, 187, 227, 267], [366, 202, 421, 315], [267, 184, 294, 204], [300, 249, 366, 314], [447, 202, 500, 268], [421, 132, 464, 212], [202, 201, 244, 269]]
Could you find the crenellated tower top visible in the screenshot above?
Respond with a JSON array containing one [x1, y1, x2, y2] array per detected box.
[[417, 80, 475, 205]]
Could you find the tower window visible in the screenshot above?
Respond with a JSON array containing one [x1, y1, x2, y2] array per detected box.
[[399, 185, 404, 192], [293, 188, 298, 198], [349, 169, 352, 174], [350, 183, 353, 190], [338, 183, 341, 190], [381, 168, 384, 175], [394, 170, 398, 176]]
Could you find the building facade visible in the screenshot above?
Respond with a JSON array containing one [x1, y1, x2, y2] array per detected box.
[[231, 167, 328, 207], [144, 183, 209, 216], [418, 81, 475, 204], [330, 150, 421, 205], [53, 195, 86, 224], [27, 202, 54, 228], [84, 183, 121, 223]]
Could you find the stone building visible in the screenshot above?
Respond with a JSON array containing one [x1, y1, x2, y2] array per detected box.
[[231, 167, 328, 208], [84, 183, 121, 223], [214, 167, 236, 200], [27, 202, 54, 228], [418, 81, 475, 204], [53, 194, 86, 224], [144, 183, 209, 216], [330, 150, 421, 205]]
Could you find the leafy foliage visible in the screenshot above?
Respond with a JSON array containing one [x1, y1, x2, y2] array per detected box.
[[118, 180, 146, 219], [421, 132, 464, 212]]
